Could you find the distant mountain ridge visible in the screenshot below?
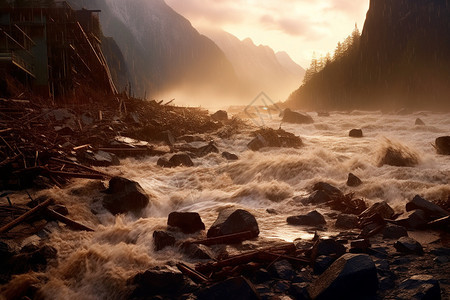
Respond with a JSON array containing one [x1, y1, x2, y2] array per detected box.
[[286, 0, 450, 111], [203, 29, 305, 101]]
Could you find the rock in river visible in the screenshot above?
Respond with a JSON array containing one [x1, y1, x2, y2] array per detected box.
[[102, 177, 150, 215], [435, 136, 450, 155], [207, 208, 259, 239], [167, 211, 205, 234], [281, 108, 314, 124], [287, 210, 326, 226]]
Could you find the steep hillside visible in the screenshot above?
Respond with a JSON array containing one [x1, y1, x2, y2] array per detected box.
[[287, 0, 450, 111]]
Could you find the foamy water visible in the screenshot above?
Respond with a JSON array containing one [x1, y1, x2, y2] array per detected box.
[[20, 110, 450, 299]]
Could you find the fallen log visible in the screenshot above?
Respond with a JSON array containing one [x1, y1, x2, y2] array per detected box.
[[46, 170, 107, 180], [177, 263, 209, 283], [49, 157, 111, 177], [259, 251, 310, 264], [192, 231, 255, 246], [45, 208, 94, 232], [0, 198, 54, 233]]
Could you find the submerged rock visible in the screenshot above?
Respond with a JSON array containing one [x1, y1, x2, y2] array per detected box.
[[169, 153, 194, 167], [247, 128, 303, 151], [415, 118, 425, 126], [167, 212, 205, 234], [153, 231, 175, 251], [313, 182, 343, 197], [308, 254, 378, 300], [378, 141, 419, 167], [207, 208, 259, 239], [394, 237, 424, 255], [349, 128, 363, 137], [281, 108, 314, 124], [222, 151, 238, 160], [301, 190, 332, 205], [102, 177, 150, 215], [435, 136, 450, 155], [346, 173, 362, 187], [397, 275, 441, 300], [287, 210, 326, 226], [196, 141, 219, 157], [196, 276, 260, 300]]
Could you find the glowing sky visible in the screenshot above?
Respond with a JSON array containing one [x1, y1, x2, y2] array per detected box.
[[165, 0, 370, 67]]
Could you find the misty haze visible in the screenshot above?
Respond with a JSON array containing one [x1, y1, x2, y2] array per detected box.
[[0, 0, 449, 300]]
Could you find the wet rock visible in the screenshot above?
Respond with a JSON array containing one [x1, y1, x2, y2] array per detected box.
[[196, 141, 219, 157], [8, 245, 57, 275], [346, 173, 362, 187], [153, 231, 175, 251], [269, 260, 295, 280], [435, 136, 450, 155], [415, 118, 425, 126], [222, 151, 238, 160], [252, 268, 272, 284], [281, 108, 314, 124], [289, 282, 310, 300], [49, 204, 69, 216], [379, 276, 396, 291], [395, 209, 428, 229], [266, 208, 277, 214], [168, 212, 205, 234], [211, 110, 228, 121], [359, 201, 395, 219], [313, 238, 346, 257], [301, 190, 331, 205], [397, 275, 441, 300], [181, 243, 214, 260], [81, 112, 94, 126], [394, 237, 424, 255], [308, 254, 378, 300], [157, 157, 172, 168], [207, 208, 259, 239], [314, 255, 336, 275], [382, 224, 408, 239], [169, 153, 194, 167], [349, 128, 363, 137], [378, 143, 419, 167], [335, 214, 359, 229], [196, 276, 260, 300], [287, 210, 326, 226], [130, 266, 187, 297], [350, 239, 371, 253], [317, 111, 330, 117], [313, 181, 343, 197], [0, 241, 14, 261], [247, 128, 303, 151], [78, 150, 120, 167], [102, 177, 150, 215], [406, 195, 449, 219]]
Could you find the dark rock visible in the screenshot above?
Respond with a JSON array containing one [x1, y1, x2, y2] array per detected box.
[[378, 143, 419, 167], [207, 209, 259, 239], [435, 136, 450, 155], [247, 128, 303, 151], [289, 282, 310, 300], [314, 255, 336, 275], [211, 110, 228, 121], [8, 245, 57, 275], [349, 129, 363, 137], [382, 224, 408, 239], [181, 243, 214, 260], [196, 141, 219, 157], [308, 254, 378, 300], [266, 208, 277, 214], [252, 268, 272, 284], [313, 182, 343, 197], [0, 241, 14, 261], [169, 153, 194, 167], [222, 151, 238, 160], [359, 201, 394, 219], [379, 276, 396, 291], [415, 118, 425, 126], [335, 214, 359, 229], [81, 112, 94, 126], [130, 266, 186, 297], [347, 173, 362, 187], [168, 212, 205, 234], [350, 239, 371, 253], [269, 260, 295, 280], [157, 157, 172, 168], [287, 210, 326, 226], [273, 280, 290, 293], [281, 108, 314, 124], [406, 195, 449, 219], [55, 125, 75, 136], [394, 237, 424, 255], [196, 276, 260, 300], [398, 275, 441, 300], [301, 190, 331, 205], [314, 238, 347, 257], [102, 177, 150, 215], [78, 150, 120, 167], [153, 231, 175, 251], [395, 209, 428, 229], [49, 204, 69, 216]]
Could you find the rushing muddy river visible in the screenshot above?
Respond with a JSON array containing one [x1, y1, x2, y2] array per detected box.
[[29, 110, 450, 299]]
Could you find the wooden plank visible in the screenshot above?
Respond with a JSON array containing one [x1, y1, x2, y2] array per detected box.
[[192, 231, 255, 246], [49, 157, 111, 177], [47, 170, 106, 180], [177, 263, 209, 283], [45, 208, 94, 232], [0, 198, 54, 233]]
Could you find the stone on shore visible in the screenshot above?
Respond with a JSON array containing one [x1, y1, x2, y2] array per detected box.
[[406, 195, 449, 219], [281, 108, 314, 124], [395, 209, 428, 229], [397, 275, 441, 300], [346, 173, 362, 187], [196, 276, 260, 300], [394, 237, 424, 255], [207, 208, 259, 239], [335, 214, 359, 229], [359, 201, 395, 219], [287, 210, 326, 226], [102, 177, 150, 215], [382, 224, 408, 239], [167, 212, 205, 234]]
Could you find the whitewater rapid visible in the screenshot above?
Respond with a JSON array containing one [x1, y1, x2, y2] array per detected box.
[[25, 110, 450, 299]]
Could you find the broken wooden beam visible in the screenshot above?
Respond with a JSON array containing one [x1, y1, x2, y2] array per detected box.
[[45, 208, 94, 232], [0, 198, 54, 234], [191, 231, 255, 246], [49, 157, 111, 177], [46, 170, 107, 180], [177, 263, 209, 283]]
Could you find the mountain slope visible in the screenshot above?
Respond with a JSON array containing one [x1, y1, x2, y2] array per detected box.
[[204, 29, 305, 101], [286, 0, 450, 111]]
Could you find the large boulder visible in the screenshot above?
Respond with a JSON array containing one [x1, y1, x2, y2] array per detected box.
[[394, 237, 424, 255], [102, 177, 150, 215], [153, 231, 175, 251], [313, 182, 343, 197], [395, 209, 428, 229], [247, 128, 303, 151], [281, 108, 314, 124], [169, 153, 194, 167], [335, 214, 359, 229], [308, 254, 378, 300], [435, 136, 450, 155], [287, 210, 326, 226], [167, 212, 205, 234], [378, 143, 419, 167], [196, 276, 260, 300], [397, 275, 441, 300], [406, 195, 449, 219], [207, 208, 259, 239], [211, 110, 228, 121], [349, 129, 363, 137], [346, 173, 362, 187], [359, 201, 395, 219]]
